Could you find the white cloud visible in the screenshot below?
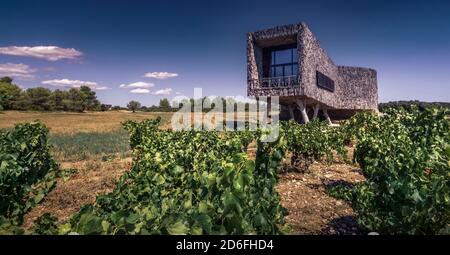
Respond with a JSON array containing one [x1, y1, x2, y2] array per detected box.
[[0, 46, 83, 61], [144, 72, 178, 80], [0, 63, 36, 80], [152, 88, 173, 95], [175, 92, 181, 95], [119, 81, 154, 89], [95, 86, 110, 90], [41, 79, 109, 90], [130, 88, 150, 94]]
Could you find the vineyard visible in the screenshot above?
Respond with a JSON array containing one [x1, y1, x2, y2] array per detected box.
[[0, 107, 449, 234]]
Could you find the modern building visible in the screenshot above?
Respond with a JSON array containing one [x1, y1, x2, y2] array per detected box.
[[247, 23, 378, 123]]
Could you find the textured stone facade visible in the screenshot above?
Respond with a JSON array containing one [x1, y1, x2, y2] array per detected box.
[[247, 23, 378, 112], [338, 66, 378, 109]]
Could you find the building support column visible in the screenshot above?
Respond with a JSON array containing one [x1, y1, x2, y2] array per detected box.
[[295, 100, 309, 124], [323, 108, 332, 125], [313, 103, 320, 119], [288, 104, 295, 120]]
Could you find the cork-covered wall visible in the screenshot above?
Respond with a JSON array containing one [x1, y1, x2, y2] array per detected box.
[[338, 66, 378, 110], [247, 22, 378, 111], [298, 25, 341, 109]]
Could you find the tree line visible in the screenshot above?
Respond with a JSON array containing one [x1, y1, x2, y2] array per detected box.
[[379, 100, 450, 112], [0, 77, 101, 112], [0, 77, 174, 112], [0, 77, 257, 113]]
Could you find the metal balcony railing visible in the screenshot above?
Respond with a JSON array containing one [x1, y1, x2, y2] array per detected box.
[[258, 75, 299, 89]]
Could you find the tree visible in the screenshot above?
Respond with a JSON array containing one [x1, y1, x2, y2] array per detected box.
[[14, 92, 31, 110], [127, 100, 141, 113], [25, 87, 52, 111], [0, 81, 22, 110], [100, 104, 112, 112], [0, 77, 13, 83], [49, 89, 68, 111], [159, 98, 171, 109], [80, 86, 100, 111], [66, 88, 85, 112], [0, 77, 108, 112]]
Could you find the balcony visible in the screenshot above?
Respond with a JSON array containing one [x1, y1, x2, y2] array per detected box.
[[250, 75, 299, 89]]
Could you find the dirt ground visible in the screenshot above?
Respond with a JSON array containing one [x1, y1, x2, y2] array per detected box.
[[277, 162, 366, 234], [22, 157, 132, 229]]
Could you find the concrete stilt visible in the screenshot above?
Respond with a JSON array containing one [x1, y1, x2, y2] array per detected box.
[[288, 104, 295, 120], [313, 103, 320, 119], [323, 108, 332, 125], [296, 100, 309, 124]]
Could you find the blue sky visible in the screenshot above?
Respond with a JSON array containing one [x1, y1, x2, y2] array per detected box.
[[1, 0, 449, 106]]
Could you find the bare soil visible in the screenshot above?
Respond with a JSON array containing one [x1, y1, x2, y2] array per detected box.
[[277, 161, 366, 234], [22, 157, 132, 229]]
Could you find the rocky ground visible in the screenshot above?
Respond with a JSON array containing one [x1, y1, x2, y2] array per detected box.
[[277, 161, 366, 234]]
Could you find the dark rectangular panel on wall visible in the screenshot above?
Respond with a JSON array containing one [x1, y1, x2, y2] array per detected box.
[[316, 71, 335, 92]]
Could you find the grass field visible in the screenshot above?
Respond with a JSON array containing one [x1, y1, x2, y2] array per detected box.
[[0, 111, 259, 161], [0, 111, 173, 161], [0, 110, 173, 134], [49, 129, 131, 161]]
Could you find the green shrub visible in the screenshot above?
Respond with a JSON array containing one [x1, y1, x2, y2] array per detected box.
[[326, 181, 354, 202], [339, 111, 380, 147], [31, 213, 59, 235], [65, 119, 286, 234], [282, 120, 346, 171], [0, 122, 58, 225], [352, 107, 450, 234]]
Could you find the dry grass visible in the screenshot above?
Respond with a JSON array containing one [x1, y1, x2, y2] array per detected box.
[[0, 111, 173, 134], [0, 111, 264, 134]]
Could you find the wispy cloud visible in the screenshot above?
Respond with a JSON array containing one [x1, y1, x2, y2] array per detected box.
[[0, 63, 36, 80], [119, 81, 154, 89], [42, 78, 109, 90], [152, 88, 173, 95], [0, 46, 83, 61], [130, 88, 150, 94], [144, 72, 178, 80], [94, 86, 110, 90]]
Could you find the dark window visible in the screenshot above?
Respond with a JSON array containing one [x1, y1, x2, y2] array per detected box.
[[316, 71, 335, 92], [267, 44, 298, 78]]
